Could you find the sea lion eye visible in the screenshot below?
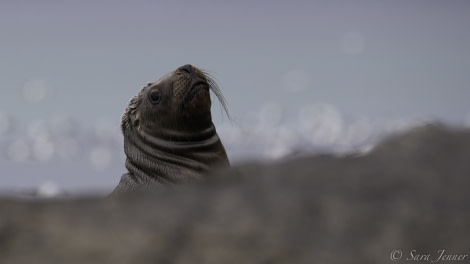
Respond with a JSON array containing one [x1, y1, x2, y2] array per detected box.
[[149, 91, 161, 104]]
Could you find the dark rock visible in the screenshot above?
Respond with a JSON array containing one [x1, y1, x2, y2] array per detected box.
[[1, 124, 469, 263]]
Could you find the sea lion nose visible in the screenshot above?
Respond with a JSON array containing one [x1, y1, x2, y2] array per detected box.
[[178, 64, 193, 73]]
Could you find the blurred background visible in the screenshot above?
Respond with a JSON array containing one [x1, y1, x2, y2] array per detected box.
[[1, 0, 469, 194]]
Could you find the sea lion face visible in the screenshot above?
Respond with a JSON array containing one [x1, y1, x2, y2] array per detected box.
[[122, 64, 226, 137]]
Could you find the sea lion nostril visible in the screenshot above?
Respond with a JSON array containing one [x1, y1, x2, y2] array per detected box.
[[178, 64, 192, 73]]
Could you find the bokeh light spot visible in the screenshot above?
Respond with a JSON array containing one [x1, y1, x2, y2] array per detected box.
[[37, 181, 62, 198], [32, 137, 55, 161], [0, 112, 12, 135], [340, 31, 365, 56], [282, 69, 310, 92], [7, 139, 30, 162], [22, 79, 48, 103], [57, 138, 80, 160], [89, 147, 112, 170]]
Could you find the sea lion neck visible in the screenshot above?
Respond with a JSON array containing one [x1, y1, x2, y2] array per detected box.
[[121, 121, 228, 187], [143, 120, 218, 142]]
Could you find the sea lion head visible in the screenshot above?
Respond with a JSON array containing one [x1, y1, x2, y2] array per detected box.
[[121, 64, 228, 139], [113, 64, 230, 192]]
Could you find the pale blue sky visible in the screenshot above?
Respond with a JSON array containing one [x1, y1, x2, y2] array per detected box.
[[1, 1, 470, 192], [2, 0, 470, 124]]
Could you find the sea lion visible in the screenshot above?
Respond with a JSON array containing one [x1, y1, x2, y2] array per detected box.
[[112, 64, 230, 193]]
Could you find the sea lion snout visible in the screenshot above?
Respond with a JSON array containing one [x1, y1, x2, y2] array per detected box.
[[176, 64, 203, 82], [173, 64, 211, 116], [177, 64, 194, 73], [176, 64, 208, 89]]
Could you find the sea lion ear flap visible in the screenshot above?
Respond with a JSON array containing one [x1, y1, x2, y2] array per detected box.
[[121, 112, 132, 134], [121, 110, 140, 134], [121, 92, 144, 133]]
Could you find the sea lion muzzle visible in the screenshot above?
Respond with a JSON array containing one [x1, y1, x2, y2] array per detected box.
[[178, 64, 209, 94], [177, 64, 193, 73]]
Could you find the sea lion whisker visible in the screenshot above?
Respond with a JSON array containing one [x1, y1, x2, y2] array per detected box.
[[202, 70, 231, 121]]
